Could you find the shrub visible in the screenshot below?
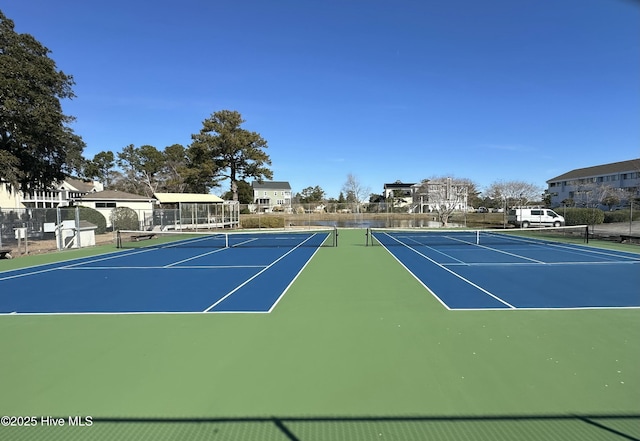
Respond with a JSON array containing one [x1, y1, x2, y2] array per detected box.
[[44, 206, 108, 234], [241, 215, 285, 229], [76, 206, 108, 233], [562, 207, 604, 226], [603, 209, 640, 223], [110, 207, 140, 231]]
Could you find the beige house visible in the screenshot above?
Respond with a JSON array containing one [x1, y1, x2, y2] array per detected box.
[[251, 181, 292, 212]]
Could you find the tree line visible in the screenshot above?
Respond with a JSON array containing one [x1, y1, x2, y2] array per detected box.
[[81, 108, 272, 201], [1, 10, 272, 201]]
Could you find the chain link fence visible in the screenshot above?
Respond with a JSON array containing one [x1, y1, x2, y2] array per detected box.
[[237, 203, 467, 229]]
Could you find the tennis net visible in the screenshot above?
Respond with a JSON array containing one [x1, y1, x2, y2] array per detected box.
[[117, 227, 338, 249], [367, 225, 589, 247]]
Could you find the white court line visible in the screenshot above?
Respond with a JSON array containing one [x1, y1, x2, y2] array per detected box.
[[0, 248, 156, 281], [547, 242, 640, 261], [163, 246, 228, 267], [480, 231, 640, 262], [267, 238, 328, 313], [398, 233, 545, 264], [469, 242, 546, 264], [378, 242, 452, 310], [444, 260, 640, 267], [203, 233, 320, 312], [0, 310, 274, 316], [381, 233, 516, 309], [61, 265, 267, 270], [402, 236, 469, 265]]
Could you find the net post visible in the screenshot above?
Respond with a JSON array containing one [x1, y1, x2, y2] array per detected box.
[[225, 232, 229, 248], [116, 230, 122, 248], [585, 225, 589, 244], [334, 226, 338, 247], [476, 230, 480, 245]]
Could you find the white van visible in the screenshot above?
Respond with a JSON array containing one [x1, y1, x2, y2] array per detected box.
[[507, 208, 565, 228]]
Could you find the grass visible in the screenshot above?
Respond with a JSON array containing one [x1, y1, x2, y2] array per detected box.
[[0, 229, 639, 440]]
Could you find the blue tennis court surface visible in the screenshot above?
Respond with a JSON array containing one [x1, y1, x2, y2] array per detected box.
[[0, 231, 331, 315], [373, 230, 640, 310]]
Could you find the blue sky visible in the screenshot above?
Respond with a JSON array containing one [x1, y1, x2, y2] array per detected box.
[[4, 0, 639, 199]]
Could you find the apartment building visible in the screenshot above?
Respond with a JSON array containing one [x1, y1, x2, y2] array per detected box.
[[546, 159, 640, 208]]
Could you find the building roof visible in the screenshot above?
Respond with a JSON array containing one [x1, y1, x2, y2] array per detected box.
[[76, 190, 155, 201], [548, 158, 640, 182], [154, 193, 223, 204], [251, 181, 291, 190], [384, 181, 416, 189]]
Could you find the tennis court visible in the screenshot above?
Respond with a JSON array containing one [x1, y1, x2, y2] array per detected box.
[[369, 227, 640, 310], [1, 228, 638, 441], [0, 229, 336, 315]]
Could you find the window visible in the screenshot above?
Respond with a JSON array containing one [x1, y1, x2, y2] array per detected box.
[[95, 202, 116, 208]]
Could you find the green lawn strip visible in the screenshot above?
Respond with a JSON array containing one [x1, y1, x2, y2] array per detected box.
[[0, 229, 638, 440]]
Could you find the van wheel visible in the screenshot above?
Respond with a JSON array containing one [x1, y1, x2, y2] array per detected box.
[[522, 221, 529, 228], [553, 221, 561, 227]]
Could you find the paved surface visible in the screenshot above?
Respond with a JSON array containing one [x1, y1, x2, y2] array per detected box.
[[590, 221, 640, 237]]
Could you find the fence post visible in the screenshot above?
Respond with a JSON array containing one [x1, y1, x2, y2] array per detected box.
[[75, 206, 81, 248], [56, 207, 62, 250]]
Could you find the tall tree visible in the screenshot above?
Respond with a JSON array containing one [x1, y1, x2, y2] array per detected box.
[[222, 180, 253, 204], [115, 144, 165, 196], [189, 110, 272, 200], [0, 11, 85, 192], [298, 186, 325, 204], [83, 151, 115, 187], [162, 143, 188, 193]]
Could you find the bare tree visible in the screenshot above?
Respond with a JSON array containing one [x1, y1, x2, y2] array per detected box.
[[414, 177, 470, 226], [342, 173, 370, 213], [574, 183, 615, 208], [485, 180, 543, 208]]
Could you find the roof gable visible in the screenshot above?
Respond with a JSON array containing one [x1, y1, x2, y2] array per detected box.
[[77, 190, 155, 201], [548, 158, 640, 182], [384, 181, 416, 189], [251, 181, 291, 190], [58, 177, 101, 193]]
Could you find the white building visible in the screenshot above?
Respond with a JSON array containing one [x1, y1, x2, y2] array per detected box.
[[383, 181, 416, 209], [546, 158, 640, 208], [0, 177, 103, 209], [403, 179, 468, 213], [73, 190, 156, 229]]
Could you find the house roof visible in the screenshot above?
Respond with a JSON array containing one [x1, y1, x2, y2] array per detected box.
[[251, 181, 291, 190], [76, 190, 155, 201], [384, 181, 416, 189], [547, 158, 640, 182], [58, 177, 100, 193], [154, 193, 223, 204]]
